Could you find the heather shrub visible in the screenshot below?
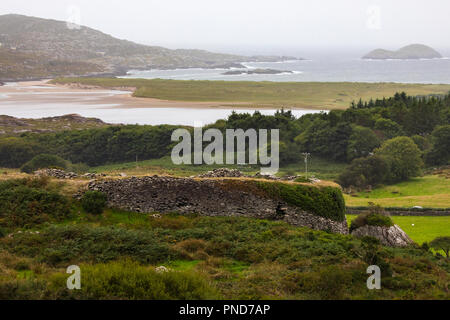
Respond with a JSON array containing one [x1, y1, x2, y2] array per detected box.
[[350, 203, 393, 232], [81, 191, 107, 215], [0, 178, 70, 228]]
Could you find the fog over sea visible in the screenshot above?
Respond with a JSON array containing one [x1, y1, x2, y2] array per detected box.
[[123, 53, 450, 84]]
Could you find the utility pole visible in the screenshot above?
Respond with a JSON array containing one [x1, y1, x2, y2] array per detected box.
[[302, 153, 311, 180]]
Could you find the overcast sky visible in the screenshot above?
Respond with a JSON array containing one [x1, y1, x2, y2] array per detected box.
[[1, 0, 449, 54]]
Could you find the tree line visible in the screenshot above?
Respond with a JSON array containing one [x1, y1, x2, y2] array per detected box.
[[0, 92, 448, 189]]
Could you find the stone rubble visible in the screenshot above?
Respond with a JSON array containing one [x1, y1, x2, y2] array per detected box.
[[34, 168, 106, 179], [198, 168, 244, 178], [197, 168, 309, 182]]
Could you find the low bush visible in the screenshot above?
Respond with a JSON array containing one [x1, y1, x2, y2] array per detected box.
[[366, 214, 394, 228], [81, 191, 107, 215], [20, 154, 68, 174], [0, 178, 70, 228], [0, 227, 6, 238], [4, 225, 179, 267], [350, 203, 394, 232], [50, 260, 220, 300], [338, 155, 389, 190], [350, 207, 394, 233], [429, 236, 450, 258]]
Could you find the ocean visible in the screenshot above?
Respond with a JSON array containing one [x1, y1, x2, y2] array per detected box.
[[122, 56, 450, 84], [2, 52, 450, 126]]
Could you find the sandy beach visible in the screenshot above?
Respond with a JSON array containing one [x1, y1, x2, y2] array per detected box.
[[0, 80, 324, 125], [0, 80, 255, 110]]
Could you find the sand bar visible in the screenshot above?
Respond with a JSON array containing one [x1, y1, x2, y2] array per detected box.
[[0, 80, 258, 110]]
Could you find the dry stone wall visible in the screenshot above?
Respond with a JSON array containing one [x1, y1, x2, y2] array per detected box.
[[87, 176, 349, 234]]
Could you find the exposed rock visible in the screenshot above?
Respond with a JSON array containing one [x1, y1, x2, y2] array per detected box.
[[81, 172, 106, 179], [0, 115, 31, 127], [351, 225, 413, 247], [155, 266, 170, 273], [34, 168, 105, 180], [363, 44, 442, 60], [84, 176, 349, 234], [35, 169, 78, 179], [198, 168, 309, 182], [198, 168, 244, 178], [252, 172, 279, 180]]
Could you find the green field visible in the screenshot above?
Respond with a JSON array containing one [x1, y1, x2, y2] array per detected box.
[[52, 77, 450, 109], [347, 215, 450, 244], [345, 175, 450, 208]]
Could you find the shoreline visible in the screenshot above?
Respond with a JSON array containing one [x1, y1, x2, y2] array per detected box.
[[0, 80, 322, 111]]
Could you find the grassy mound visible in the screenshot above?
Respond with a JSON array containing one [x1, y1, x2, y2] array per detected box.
[[222, 179, 346, 222], [349, 203, 394, 232]]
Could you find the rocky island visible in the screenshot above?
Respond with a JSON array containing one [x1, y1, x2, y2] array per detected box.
[[223, 68, 293, 75], [363, 44, 442, 60]]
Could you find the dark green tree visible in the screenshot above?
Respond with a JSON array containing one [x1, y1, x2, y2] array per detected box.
[[375, 136, 423, 182]]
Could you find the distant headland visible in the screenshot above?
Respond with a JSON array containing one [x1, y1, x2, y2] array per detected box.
[[363, 44, 442, 60]]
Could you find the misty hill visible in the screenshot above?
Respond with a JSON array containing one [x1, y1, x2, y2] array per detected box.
[[0, 14, 299, 80], [363, 44, 442, 60]]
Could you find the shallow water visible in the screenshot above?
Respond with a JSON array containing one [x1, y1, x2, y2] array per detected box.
[[0, 86, 323, 125], [0, 101, 323, 126]]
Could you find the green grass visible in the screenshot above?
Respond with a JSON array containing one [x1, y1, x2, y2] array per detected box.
[[279, 158, 348, 180], [91, 156, 347, 180], [347, 215, 450, 244], [52, 78, 450, 109], [92, 156, 261, 177], [2, 211, 449, 300], [345, 175, 450, 208], [168, 260, 201, 271]]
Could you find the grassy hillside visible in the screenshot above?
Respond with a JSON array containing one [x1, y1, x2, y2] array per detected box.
[[0, 48, 102, 81], [0, 114, 110, 136], [0, 14, 296, 79], [0, 201, 448, 299], [52, 78, 450, 109]]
